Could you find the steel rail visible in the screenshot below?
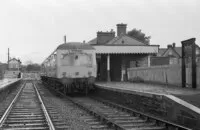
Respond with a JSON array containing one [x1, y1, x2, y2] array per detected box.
[[68, 97, 126, 130], [43, 81, 193, 130], [92, 96, 193, 130], [33, 82, 55, 130], [0, 81, 26, 127]]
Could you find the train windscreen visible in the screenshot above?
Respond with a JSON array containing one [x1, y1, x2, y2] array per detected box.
[[61, 53, 93, 67]]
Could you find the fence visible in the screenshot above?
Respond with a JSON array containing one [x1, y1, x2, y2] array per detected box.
[[127, 63, 200, 88]]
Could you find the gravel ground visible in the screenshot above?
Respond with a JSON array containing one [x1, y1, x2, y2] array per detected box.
[[37, 82, 111, 130]]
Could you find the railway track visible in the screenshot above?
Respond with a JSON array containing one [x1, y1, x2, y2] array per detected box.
[[0, 81, 23, 120], [39, 82, 111, 130], [44, 82, 192, 130], [73, 97, 193, 130], [0, 81, 68, 130]]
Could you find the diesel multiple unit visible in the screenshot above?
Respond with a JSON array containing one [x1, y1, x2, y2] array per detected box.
[[41, 42, 97, 94]]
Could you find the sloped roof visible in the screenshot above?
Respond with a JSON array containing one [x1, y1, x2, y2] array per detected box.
[[57, 42, 95, 50], [158, 44, 200, 57], [88, 34, 148, 46], [158, 47, 181, 57], [9, 58, 21, 63], [174, 47, 182, 57], [106, 34, 146, 45], [157, 48, 167, 56], [162, 47, 181, 58], [87, 38, 97, 45]]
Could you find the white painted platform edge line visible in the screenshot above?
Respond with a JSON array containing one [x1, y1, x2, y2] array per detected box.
[[165, 95, 200, 114]]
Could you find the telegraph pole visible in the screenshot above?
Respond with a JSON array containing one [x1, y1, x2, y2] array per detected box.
[[7, 48, 10, 70], [64, 35, 66, 44]]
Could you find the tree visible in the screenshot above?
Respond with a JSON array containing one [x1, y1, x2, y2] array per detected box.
[[127, 28, 151, 44], [25, 60, 33, 65], [26, 63, 41, 72]]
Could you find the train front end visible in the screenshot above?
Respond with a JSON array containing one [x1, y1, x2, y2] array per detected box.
[[56, 42, 97, 94]]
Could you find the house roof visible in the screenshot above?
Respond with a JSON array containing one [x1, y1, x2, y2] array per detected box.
[[157, 44, 200, 57], [9, 58, 21, 63], [87, 38, 97, 45], [157, 48, 167, 56], [88, 34, 148, 46], [57, 42, 95, 50], [174, 47, 182, 57], [106, 34, 146, 45]]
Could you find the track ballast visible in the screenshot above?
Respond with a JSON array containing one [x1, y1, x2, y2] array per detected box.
[[0, 81, 67, 130]]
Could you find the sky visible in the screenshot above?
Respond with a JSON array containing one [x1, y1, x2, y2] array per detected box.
[[0, 0, 200, 64]]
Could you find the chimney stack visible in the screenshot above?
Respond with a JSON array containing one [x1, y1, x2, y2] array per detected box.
[[167, 44, 172, 48], [117, 23, 127, 36], [97, 31, 115, 44]]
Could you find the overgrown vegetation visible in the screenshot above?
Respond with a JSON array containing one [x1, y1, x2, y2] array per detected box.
[[127, 28, 151, 44]]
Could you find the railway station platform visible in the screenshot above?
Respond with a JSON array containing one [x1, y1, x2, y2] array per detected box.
[[94, 82, 200, 129], [95, 82, 200, 107], [0, 78, 21, 90]]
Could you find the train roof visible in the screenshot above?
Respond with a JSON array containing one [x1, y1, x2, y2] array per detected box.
[[57, 42, 95, 50]]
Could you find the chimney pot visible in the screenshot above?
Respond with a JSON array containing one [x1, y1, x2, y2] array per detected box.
[[64, 35, 66, 44], [172, 43, 176, 48]]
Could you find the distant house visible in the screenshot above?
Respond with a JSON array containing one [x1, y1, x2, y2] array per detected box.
[[8, 58, 21, 70], [3, 58, 22, 79], [151, 43, 200, 66]]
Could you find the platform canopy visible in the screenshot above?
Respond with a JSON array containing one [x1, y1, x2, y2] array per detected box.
[[93, 45, 159, 54]]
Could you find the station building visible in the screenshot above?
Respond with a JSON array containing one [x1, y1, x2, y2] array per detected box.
[[4, 58, 22, 78], [88, 23, 159, 81], [8, 58, 21, 71]]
